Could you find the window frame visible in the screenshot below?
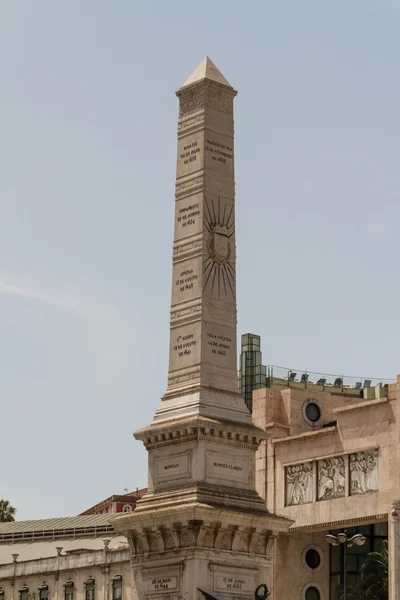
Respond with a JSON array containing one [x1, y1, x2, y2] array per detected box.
[[111, 576, 122, 600], [85, 579, 95, 600], [63, 581, 74, 600]]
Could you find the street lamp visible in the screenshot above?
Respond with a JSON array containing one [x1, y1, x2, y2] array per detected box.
[[326, 531, 366, 600]]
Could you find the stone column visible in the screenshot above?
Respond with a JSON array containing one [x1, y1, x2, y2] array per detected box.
[[390, 501, 400, 599]]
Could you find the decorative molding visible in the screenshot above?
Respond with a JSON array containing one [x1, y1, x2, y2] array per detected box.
[[138, 425, 263, 451], [207, 88, 233, 115], [273, 426, 337, 447], [129, 521, 272, 560], [289, 513, 388, 533], [178, 89, 205, 118], [175, 176, 204, 192]]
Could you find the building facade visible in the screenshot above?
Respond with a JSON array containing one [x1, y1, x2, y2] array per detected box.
[[0, 517, 134, 600], [247, 340, 398, 600], [80, 490, 147, 517]]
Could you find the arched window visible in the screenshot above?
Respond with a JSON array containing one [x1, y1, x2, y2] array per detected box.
[[19, 587, 29, 600], [111, 576, 122, 600], [122, 505, 132, 513], [38, 584, 48, 600], [85, 580, 95, 600], [64, 581, 74, 600], [0, 589, 5, 600], [305, 586, 320, 600]]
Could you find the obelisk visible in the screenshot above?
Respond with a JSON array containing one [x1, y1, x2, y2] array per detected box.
[[111, 58, 291, 600], [154, 56, 251, 426]]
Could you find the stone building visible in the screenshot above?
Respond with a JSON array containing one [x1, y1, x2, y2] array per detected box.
[[240, 334, 397, 600], [0, 517, 134, 600]]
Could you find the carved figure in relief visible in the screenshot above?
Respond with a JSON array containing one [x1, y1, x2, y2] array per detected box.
[[285, 462, 313, 506], [317, 457, 345, 500], [350, 451, 379, 494]]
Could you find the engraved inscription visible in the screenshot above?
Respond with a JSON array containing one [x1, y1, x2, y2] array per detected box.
[[155, 452, 190, 482], [217, 577, 252, 592], [205, 139, 233, 164], [173, 333, 197, 359], [175, 268, 199, 294], [149, 577, 177, 591], [207, 331, 232, 357], [174, 195, 202, 241], [207, 451, 248, 483], [177, 202, 201, 229], [180, 140, 200, 165], [177, 133, 203, 177], [203, 323, 236, 370], [169, 323, 201, 372]]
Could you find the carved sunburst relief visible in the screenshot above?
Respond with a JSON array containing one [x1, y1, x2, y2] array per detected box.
[[203, 195, 235, 300]]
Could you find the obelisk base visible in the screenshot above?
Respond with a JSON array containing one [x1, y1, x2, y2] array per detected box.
[[111, 503, 290, 600], [154, 387, 253, 426]]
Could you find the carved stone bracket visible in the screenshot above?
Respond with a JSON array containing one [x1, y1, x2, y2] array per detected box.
[[129, 521, 272, 560]]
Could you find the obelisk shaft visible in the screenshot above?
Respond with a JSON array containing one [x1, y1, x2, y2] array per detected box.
[[168, 61, 238, 392], [154, 58, 251, 425]]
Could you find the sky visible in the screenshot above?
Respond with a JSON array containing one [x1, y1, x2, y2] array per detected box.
[[1, 0, 399, 521]]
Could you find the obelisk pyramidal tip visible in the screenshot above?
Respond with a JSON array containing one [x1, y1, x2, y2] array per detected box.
[[153, 57, 251, 426], [180, 57, 233, 89]]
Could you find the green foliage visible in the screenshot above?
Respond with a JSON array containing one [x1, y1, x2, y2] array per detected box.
[[0, 499, 16, 522], [340, 540, 388, 600]]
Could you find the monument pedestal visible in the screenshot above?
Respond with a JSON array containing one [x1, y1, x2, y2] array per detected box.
[[111, 58, 292, 599]]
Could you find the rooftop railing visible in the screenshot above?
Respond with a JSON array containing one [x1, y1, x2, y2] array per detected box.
[[266, 365, 395, 391]]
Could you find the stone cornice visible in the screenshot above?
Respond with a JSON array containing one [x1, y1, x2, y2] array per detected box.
[[289, 513, 388, 533], [111, 503, 292, 535], [272, 426, 336, 447], [110, 506, 291, 562], [135, 415, 268, 450], [333, 397, 389, 415]]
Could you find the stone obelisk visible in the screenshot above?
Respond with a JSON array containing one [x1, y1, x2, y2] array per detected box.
[[111, 58, 291, 600]]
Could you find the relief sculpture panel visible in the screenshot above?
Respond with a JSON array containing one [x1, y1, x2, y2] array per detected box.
[[317, 457, 345, 501], [285, 462, 313, 506], [350, 450, 379, 495]]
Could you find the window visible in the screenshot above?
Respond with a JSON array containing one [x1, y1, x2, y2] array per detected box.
[[39, 585, 48, 600], [305, 549, 321, 570], [20, 587, 28, 600], [85, 580, 95, 600], [112, 577, 122, 600], [305, 587, 320, 600], [64, 583, 74, 600], [302, 399, 324, 427], [305, 403, 321, 422], [122, 505, 132, 513], [0, 589, 5, 600]]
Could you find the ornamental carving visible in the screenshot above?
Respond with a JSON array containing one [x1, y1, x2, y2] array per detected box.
[[129, 523, 272, 559], [350, 450, 379, 495], [179, 89, 205, 117], [317, 457, 345, 501], [285, 462, 313, 506], [207, 88, 233, 114]]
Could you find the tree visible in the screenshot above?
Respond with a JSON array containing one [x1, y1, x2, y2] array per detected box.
[[343, 540, 388, 600], [0, 499, 16, 522]]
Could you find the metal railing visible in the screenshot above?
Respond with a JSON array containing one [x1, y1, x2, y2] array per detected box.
[[266, 365, 395, 391]]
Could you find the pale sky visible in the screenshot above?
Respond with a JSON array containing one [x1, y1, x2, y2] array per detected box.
[[1, 1, 399, 521]]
